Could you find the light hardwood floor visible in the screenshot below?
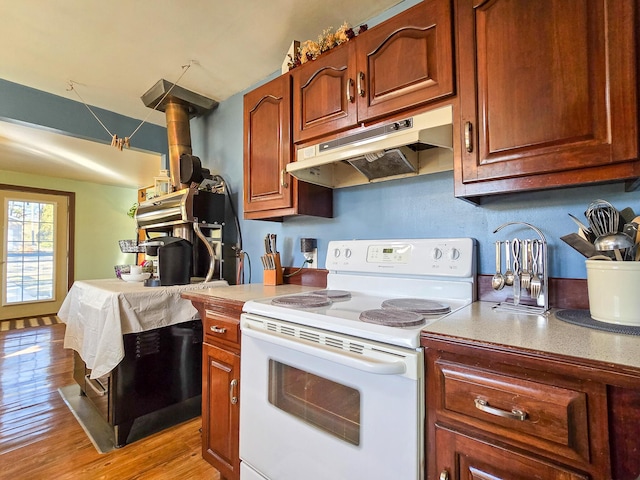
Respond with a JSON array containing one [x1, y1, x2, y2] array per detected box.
[[0, 323, 221, 480]]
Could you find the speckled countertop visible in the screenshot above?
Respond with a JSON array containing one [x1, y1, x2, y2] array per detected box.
[[180, 283, 319, 304], [422, 301, 640, 373]]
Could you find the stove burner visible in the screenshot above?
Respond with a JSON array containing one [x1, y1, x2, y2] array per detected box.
[[271, 294, 332, 308], [309, 289, 352, 300], [359, 309, 425, 327], [381, 298, 451, 315]]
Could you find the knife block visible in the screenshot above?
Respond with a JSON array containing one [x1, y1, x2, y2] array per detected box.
[[263, 253, 283, 286]]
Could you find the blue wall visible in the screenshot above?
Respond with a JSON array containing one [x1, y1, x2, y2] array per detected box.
[[3, 0, 638, 285], [191, 87, 640, 283], [189, 0, 640, 284]]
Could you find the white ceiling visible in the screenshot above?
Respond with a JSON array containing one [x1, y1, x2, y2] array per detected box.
[[0, 0, 402, 188], [0, 119, 162, 188]]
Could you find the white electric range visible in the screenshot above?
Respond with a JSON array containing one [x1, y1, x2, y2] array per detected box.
[[240, 238, 476, 480]]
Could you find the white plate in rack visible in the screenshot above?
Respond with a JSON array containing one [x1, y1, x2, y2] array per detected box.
[[120, 272, 151, 282]]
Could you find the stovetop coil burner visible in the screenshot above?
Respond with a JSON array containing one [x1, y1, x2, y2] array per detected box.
[[359, 309, 426, 327], [271, 294, 332, 308], [381, 298, 451, 315], [309, 289, 352, 300]]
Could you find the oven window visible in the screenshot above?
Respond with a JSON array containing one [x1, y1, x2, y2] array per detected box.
[[269, 360, 361, 446]]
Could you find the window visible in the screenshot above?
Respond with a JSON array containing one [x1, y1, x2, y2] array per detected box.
[[4, 200, 56, 304]]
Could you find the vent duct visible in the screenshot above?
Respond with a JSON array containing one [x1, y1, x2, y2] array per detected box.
[[141, 79, 218, 191]]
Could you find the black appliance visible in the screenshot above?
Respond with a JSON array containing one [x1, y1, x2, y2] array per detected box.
[[73, 320, 203, 447], [158, 237, 191, 285], [135, 187, 225, 282]]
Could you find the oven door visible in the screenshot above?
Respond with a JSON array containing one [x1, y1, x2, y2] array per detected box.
[[240, 313, 424, 480]]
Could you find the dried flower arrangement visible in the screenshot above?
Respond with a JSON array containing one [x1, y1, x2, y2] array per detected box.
[[287, 22, 368, 70]]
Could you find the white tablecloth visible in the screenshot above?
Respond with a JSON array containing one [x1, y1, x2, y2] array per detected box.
[[58, 278, 228, 379]]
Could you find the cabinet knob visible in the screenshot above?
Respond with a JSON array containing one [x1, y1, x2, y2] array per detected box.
[[210, 326, 227, 334], [464, 121, 473, 153], [439, 470, 450, 480], [357, 71, 365, 97]]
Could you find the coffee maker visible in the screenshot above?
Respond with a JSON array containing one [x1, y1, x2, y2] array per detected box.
[[135, 186, 225, 284], [141, 236, 192, 286]]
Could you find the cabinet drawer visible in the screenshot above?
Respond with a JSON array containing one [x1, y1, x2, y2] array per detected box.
[[434, 425, 589, 480], [435, 359, 590, 462], [204, 309, 240, 347]]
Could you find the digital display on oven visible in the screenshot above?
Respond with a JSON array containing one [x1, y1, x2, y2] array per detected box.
[[366, 245, 411, 263]]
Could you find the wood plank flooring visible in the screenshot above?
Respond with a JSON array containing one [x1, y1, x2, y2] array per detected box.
[[0, 324, 221, 480]]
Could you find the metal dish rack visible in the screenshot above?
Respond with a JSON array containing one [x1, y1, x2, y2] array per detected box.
[[118, 239, 146, 253], [493, 222, 549, 315]]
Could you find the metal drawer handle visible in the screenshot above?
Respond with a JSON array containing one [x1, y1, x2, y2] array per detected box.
[[346, 78, 355, 103], [230, 379, 238, 405], [280, 169, 289, 188], [210, 326, 227, 334], [439, 470, 449, 480], [357, 71, 365, 97], [464, 121, 473, 153], [474, 398, 527, 421], [84, 374, 108, 396]]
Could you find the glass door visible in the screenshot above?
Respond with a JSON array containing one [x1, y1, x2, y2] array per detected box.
[[1, 190, 69, 320]]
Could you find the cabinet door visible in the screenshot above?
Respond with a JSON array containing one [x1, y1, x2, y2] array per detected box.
[[455, 0, 639, 201], [434, 426, 590, 480], [202, 343, 240, 480], [292, 42, 358, 143], [356, 0, 454, 123], [243, 74, 293, 215]]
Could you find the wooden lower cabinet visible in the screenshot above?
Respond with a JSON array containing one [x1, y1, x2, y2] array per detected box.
[[189, 299, 243, 480], [434, 426, 588, 480], [423, 335, 640, 480], [202, 343, 240, 480]]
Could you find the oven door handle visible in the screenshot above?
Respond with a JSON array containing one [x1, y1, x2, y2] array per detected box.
[[242, 326, 407, 375]]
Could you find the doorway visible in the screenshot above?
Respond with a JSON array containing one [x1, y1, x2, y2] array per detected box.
[[0, 186, 74, 320]]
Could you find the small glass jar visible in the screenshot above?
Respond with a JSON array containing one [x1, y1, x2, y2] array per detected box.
[[154, 169, 171, 196]]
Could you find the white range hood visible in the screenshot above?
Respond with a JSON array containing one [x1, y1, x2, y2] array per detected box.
[[288, 105, 453, 189]]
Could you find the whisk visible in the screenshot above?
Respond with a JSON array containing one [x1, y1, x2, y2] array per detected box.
[[585, 199, 619, 237], [586, 199, 631, 261]]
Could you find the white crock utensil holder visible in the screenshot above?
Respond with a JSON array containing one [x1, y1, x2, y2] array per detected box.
[[494, 222, 550, 315]]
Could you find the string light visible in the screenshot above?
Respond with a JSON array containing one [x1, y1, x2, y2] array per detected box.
[[66, 61, 194, 150]]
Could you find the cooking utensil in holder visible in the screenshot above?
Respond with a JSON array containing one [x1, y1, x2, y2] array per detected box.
[[493, 222, 549, 315], [263, 252, 283, 286]]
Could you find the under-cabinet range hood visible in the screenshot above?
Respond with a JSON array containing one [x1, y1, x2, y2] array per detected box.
[[288, 105, 453, 189]]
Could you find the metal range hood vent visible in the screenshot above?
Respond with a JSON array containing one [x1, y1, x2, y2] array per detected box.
[[288, 105, 453, 189]]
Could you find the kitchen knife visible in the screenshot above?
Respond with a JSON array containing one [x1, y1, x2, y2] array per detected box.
[[560, 233, 600, 258], [269, 234, 277, 254]]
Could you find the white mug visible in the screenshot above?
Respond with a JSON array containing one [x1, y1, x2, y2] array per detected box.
[[130, 265, 143, 275]]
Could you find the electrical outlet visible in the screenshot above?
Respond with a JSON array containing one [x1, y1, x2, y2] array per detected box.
[[304, 248, 318, 269], [301, 238, 318, 269]]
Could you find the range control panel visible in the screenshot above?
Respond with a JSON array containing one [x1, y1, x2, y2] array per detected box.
[[326, 238, 476, 278]]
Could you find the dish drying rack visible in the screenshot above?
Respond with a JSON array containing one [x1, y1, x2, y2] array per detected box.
[[493, 222, 549, 315]]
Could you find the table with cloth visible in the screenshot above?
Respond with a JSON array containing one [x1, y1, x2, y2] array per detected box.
[[58, 278, 228, 379]]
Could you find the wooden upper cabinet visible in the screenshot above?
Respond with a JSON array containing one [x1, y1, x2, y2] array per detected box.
[[455, 0, 640, 202], [292, 0, 454, 144], [243, 75, 332, 220], [355, 0, 454, 122], [244, 74, 293, 216], [292, 42, 358, 143]]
